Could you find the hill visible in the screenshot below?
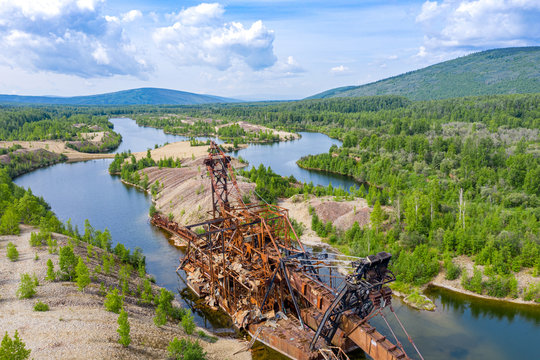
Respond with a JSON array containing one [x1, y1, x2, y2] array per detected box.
[[0, 87, 237, 105], [309, 47, 540, 101]]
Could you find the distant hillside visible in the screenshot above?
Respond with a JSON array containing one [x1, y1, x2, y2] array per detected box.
[[0, 87, 237, 105], [309, 47, 540, 101]]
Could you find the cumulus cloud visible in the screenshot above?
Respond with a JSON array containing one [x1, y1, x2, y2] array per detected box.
[[153, 2, 277, 71], [416, 0, 540, 56], [0, 0, 150, 78], [121, 10, 142, 23], [330, 65, 350, 75]]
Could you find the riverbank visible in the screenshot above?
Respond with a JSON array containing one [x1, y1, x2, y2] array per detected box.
[[0, 225, 251, 360], [279, 194, 539, 309]]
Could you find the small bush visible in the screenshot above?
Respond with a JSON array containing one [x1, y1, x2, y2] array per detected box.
[[117, 309, 131, 348], [6, 242, 19, 261], [59, 246, 77, 281], [75, 257, 90, 292], [45, 259, 56, 281], [444, 258, 461, 280], [167, 337, 206, 360], [33, 301, 49, 312], [181, 309, 196, 335], [104, 288, 123, 313], [0, 330, 31, 359], [16, 274, 37, 299]]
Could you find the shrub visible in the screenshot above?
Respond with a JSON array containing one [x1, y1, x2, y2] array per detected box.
[[117, 309, 131, 348], [0, 330, 31, 359], [45, 259, 56, 281], [153, 306, 167, 327], [33, 301, 49, 312], [444, 258, 461, 280], [104, 288, 123, 313], [141, 278, 154, 304], [6, 242, 19, 261], [16, 274, 37, 299], [59, 246, 77, 281], [181, 309, 196, 335], [75, 257, 90, 292], [167, 337, 206, 360]]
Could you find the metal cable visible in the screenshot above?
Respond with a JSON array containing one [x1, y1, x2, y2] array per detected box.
[[390, 306, 425, 360]]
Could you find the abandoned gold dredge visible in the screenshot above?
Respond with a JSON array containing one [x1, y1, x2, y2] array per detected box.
[[151, 142, 423, 360]]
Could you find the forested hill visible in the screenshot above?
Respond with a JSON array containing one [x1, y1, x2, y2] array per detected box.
[[309, 47, 540, 101], [0, 87, 237, 105]]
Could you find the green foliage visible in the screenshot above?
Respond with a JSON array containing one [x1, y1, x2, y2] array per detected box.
[[370, 200, 384, 232], [140, 278, 154, 304], [6, 242, 19, 261], [117, 309, 131, 348], [181, 309, 196, 335], [33, 301, 49, 312], [0, 330, 31, 360], [16, 273, 37, 299], [75, 257, 91, 292], [167, 337, 207, 360], [118, 265, 131, 295], [443, 258, 462, 281], [29, 230, 50, 247], [45, 259, 56, 281], [310, 47, 540, 100], [58, 246, 77, 281], [523, 282, 540, 303], [104, 288, 123, 314], [392, 245, 439, 285], [0, 206, 20, 235]]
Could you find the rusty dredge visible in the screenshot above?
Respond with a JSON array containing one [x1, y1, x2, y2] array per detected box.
[[152, 142, 423, 360]]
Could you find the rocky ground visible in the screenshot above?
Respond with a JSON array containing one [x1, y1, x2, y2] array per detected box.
[[0, 226, 251, 360]]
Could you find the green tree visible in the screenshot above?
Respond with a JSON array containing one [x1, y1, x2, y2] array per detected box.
[[6, 242, 19, 261], [104, 288, 123, 314], [16, 274, 37, 299], [75, 257, 90, 292], [370, 200, 384, 232], [117, 309, 131, 348], [59, 246, 77, 281], [0, 330, 31, 360], [45, 259, 56, 281], [0, 206, 20, 235], [181, 309, 196, 335]]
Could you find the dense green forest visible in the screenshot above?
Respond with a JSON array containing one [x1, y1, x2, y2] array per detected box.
[[309, 47, 540, 100]]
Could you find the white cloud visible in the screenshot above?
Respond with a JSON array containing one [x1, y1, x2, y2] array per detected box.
[[330, 65, 349, 73], [416, 0, 540, 56], [122, 9, 142, 23], [0, 0, 150, 78], [153, 2, 277, 71]]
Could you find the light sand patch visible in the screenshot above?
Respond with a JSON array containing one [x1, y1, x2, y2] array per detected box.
[[132, 141, 211, 162]]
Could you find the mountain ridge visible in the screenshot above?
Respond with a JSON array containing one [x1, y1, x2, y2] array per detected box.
[[0, 87, 238, 105], [309, 47, 540, 101]]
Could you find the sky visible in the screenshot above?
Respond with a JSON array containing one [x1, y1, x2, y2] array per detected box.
[[0, 0, 539, 100]]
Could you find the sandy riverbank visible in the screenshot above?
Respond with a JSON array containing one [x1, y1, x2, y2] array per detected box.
[[0, 226, 251, 360]]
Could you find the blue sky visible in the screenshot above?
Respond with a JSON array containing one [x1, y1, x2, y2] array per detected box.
[[0, 0, 539, 100]]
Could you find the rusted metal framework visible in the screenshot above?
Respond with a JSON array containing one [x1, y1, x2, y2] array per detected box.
[[152, 141, 419, 360]]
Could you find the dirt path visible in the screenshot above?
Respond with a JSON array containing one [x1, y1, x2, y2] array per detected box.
[[0, 226, 251, 360]]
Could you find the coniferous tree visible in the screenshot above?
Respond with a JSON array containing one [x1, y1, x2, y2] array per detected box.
[[75, 257, 90, 292], [117, 309, 131, 348]]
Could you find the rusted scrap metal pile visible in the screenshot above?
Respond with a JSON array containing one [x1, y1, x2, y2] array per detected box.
[[152, 141, 422, 360]]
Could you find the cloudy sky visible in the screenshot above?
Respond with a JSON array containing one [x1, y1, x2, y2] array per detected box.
[[0, 0, 539, 100]]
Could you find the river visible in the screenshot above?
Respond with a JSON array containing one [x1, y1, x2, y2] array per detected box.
[[14, 118, 539, 359]]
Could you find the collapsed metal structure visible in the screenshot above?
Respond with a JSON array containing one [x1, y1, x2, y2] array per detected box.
[[152, 141, 420, 360]]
